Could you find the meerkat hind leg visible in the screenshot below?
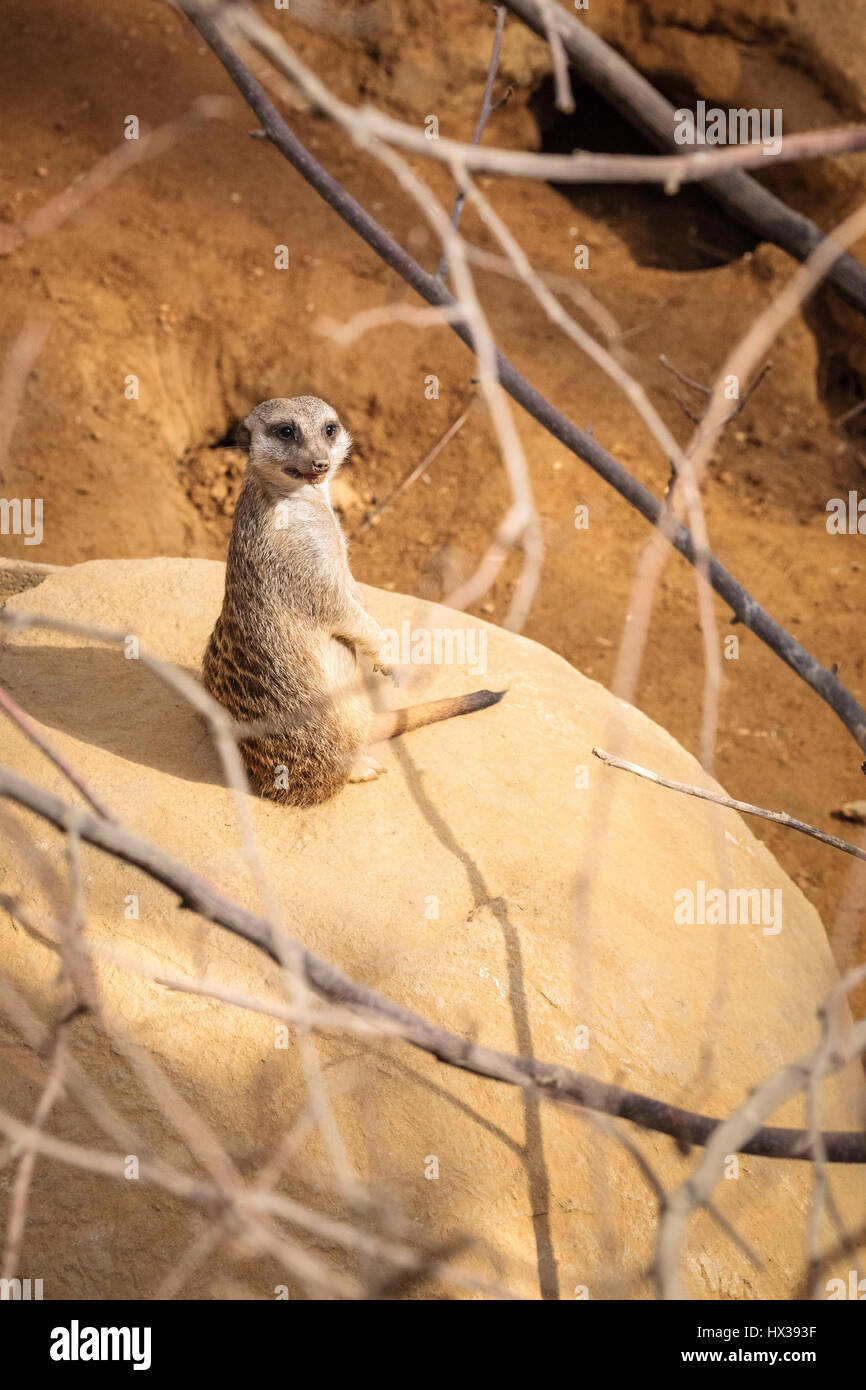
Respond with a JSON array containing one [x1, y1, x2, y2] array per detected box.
[[348, 751, 386, 783]]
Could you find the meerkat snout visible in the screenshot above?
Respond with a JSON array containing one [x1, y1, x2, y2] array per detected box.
[[237, 395, 352, 491]]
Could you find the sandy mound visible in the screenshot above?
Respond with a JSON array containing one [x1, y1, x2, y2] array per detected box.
[[0, 556, 864, 1298]]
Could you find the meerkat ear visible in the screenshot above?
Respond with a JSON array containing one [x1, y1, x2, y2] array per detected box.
[[236, 419, 252, 453]]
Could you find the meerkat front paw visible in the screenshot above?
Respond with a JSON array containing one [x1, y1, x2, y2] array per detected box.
[[371, 631, 397, 679], [348, 753, 387, 783]]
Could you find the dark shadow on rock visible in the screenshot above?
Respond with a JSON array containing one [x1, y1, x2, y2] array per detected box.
[[0, 643, 223, 786], [385, 732, 562, 1301]]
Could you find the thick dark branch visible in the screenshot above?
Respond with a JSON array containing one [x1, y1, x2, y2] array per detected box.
[[498, 0, 866, 318], [2, 763, 865, 1163], [178, 1, 866, 753]]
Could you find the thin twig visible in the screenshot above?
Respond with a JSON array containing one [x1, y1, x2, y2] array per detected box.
[[0, 685, 113, 820], [722, 361, 773, 423], [317, 300, 468, 344], [463, 242, 621, 345], [804, 994, 864, 1300], [661, 354, 773, 429], [537, 0, 574, 115], [591, 747, 866, 864], [437, 3, 507, 279], [833, 397, 866, 427], [356, 405, 472, 533], [670, 390, 701, 426], [1, 1027, 67, 1281], [659, 354, 712, 395]]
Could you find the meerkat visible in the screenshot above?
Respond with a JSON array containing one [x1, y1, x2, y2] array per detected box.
[[202, 396, 505, 807]]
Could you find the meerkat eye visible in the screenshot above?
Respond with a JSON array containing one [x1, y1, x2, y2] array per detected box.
[[323, 422, 339, 439], [276, 424, 295, 441]]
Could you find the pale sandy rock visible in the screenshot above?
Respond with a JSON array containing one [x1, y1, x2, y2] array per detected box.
[[0, 556, 864, 1300]]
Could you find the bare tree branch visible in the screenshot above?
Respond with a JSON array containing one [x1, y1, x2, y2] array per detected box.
[[334, 109, 866, 186], [2, 760, 865, 1164]]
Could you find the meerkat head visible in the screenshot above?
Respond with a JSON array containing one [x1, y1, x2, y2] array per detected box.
[[237, 396, 352, 492]]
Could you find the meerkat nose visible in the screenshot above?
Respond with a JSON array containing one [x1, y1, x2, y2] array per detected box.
[[312, 458, 329, 472]]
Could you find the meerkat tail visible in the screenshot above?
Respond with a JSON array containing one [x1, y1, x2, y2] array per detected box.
[[368, 689, 506, 742]]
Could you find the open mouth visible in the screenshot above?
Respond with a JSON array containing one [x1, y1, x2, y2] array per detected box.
[[284, 466, 328, 483]]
